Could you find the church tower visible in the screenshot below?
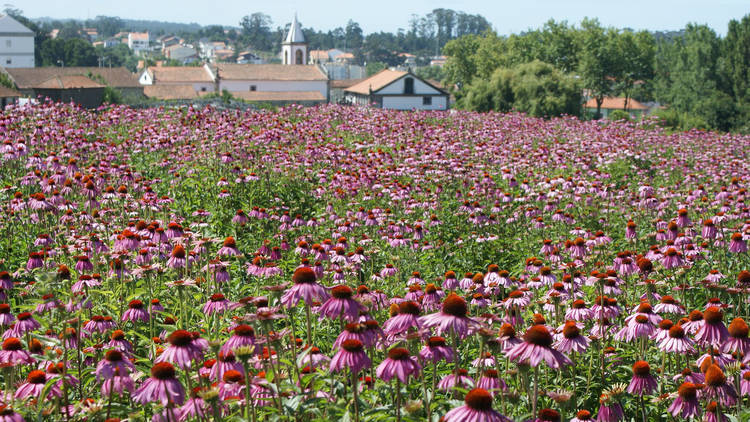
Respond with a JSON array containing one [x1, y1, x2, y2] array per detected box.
[[282, 14, 307, 65]]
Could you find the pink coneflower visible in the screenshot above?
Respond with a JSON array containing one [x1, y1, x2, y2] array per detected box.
[[438, 368, 474, 391], [669, 382, 702, 418], [654, 295, 684, 314], [658, 324, 695, 354], [180, 387, 209, 421], [330, 339, 371, 374], [626, 361, 657, 395], [443, 271, 459, 290], [156, 329, 204, 369], [722, 317, 750, 355], [443, 388, 512, 422], [13, 312, 40, 335], [383, 301, 422, 336], [133, 362, 185, 406], [281, 267, 329, 308], [218, 236, 241, 256], [210, 351, 243, 382], [167, 244, 188, 269], [121, 300, 149, 323], [0, 405, 25, 421], [221, 324, 258, 355], [570, 410, 594, 422], [506, 325, 572, 369], [318, 285, 363, 322], [695, 307, 729, 347], [615, 315, 656, 342], [14, 369, 61, 400], [376, 347, 421, 382], [419, 336, 454, 363], [553, 321, 589, 354], [476, 369, 507, 395], [729, 232, 747, 253], [218, 369, 245, 400], [96, 349, 135, 380], [108, 329, 133, 354], [662, 248, 684, 269], [0, 337, 34, 365], [565, 299, 592, 321], [420, 293, 477, 339], [702, 364, 737, 407], [202, 293, 238, 315], [333, 322, 369, 350]]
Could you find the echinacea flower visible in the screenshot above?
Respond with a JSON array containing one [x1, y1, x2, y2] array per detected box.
[[506, 325, 572, 369], [329, 339, 371, 374], [15, 369, 60, 400], [221, 324, 258, 355], [96, 349, 134, 380], [722, 317, 750, 355], [443, 388, 512, 422], [419, 336, 454, 363], [702, 364, 737, 407], [419, 293, 478, 339], [554, 321, 589, 354], [695, 307, 729, 347], [669, 382, 702, 419], [121, 300, 149, 323], [382, 301, 422, 336], [156, 329, 204, 369], [281, 267, 329, 308], [132, 362, 185, 406], [626, 361, 657, 395], [318, 285, 363, 322], [0, 337, 34, 365], [376, 347, 421, 383]]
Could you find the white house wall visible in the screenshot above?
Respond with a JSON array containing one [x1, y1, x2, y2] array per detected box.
[[377, 77, 442, 95], [218, 80, 327, 99], [382, 95, 447, 110], [0, 35, 34, 67]]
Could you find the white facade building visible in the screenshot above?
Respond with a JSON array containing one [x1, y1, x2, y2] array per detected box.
[[344, 69, 449, 110], [0, 14, 35, 68], [128, 32, 149, 55], [208, 63, 328, 100], [281, 15, 307, 65]]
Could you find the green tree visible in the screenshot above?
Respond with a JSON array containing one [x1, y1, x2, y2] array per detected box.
[[459, 60, 582, 118], [578, 18, 619, 119], [724, 15, 750, 124], [614, 30, 655, 110], [442, 34, 480, 89], [239, 13, 273, 51]]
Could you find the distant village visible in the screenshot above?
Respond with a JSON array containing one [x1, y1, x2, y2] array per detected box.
[[0, 13, 459, 111]]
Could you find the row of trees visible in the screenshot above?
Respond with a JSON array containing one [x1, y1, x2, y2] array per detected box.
[[444, 16, 750, 132]]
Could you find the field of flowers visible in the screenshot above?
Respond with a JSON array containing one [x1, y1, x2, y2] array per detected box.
[[0, 101, 748, 422]]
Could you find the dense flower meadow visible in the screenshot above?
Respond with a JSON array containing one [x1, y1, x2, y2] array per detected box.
[[0, 101, 748, 422]]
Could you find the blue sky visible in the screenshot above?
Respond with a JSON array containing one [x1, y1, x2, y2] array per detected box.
[[12, 0, 749, 35]]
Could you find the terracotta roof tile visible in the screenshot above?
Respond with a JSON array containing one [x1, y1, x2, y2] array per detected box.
[[35, 75, 104, 89], [584, 97, 648, 110], [215, 64, 327, 81], [4, 67, 140, 89], [232, 91, 325, 102], [0, 85, 20, 97], [143, 84, 198, 100], [148, 66, 212, 83], [344, 69, 407, 95]]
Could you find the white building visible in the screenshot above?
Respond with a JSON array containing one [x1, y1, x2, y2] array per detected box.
[[0, 14, 35, 68], [138, 66, 215, 93], [208, 63, 328, 100], [281, 14, 307, 65], [128, 32, 149, 55], [344, 69, 449, 110]]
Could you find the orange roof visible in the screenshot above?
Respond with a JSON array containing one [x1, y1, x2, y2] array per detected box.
[[0, 86, 20, 97], [331, 78, 364, 89], [232, 91, 325, 102], [584, 97, 648, 110], [144, 84, 198, 100], [215, 64, 327, 81], [35, 75, 104, 89], [148, 67, 212, 83], [344, 69, 407, 95], [129, 32, 149, 41]]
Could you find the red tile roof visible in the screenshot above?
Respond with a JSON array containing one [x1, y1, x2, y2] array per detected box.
[[215, 64, 327, 81], [344, 69, 407, 95], [35, 75, 104, 89], [584, 97, 648, 111], [143, 84, 198, 100], [232, 91, 325, 102]]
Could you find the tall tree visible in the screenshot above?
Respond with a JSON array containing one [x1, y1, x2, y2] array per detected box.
[[239, 13, 273, 51], [578, 18, 619, 118]]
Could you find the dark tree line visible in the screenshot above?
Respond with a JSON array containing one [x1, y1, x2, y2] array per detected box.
[[445, 16, 750, 132]]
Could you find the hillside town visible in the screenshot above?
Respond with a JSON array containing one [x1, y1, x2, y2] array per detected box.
[[0, 12, 454, 110]]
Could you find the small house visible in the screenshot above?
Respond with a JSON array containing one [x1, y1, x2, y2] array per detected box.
[[585, 97, 648, 119], [344, 69, 449, 110]]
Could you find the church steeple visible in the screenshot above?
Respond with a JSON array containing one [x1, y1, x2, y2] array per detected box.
[[282, 14, 307, 65]]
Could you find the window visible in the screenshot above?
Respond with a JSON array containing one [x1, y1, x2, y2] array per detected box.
[[200, 87, 207, 92], [250, 85, 257, 91], [5, 59, 10, 65], [404, 78, 414, 94], [295, 49, 303, 65], [5, 40, 10, 48], [422, 96, 432, 105]]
